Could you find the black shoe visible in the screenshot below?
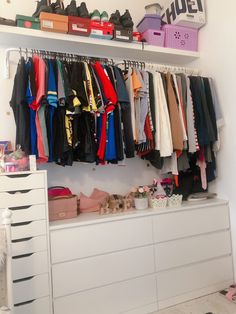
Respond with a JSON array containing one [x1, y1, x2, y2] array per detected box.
[[66, 0, 78, 16], [32, 0, 52, 18], [120, 9, 134, 28], [51, 0, 66, 15], [77, 2, 89, 18], [109, 10, 121, 26]]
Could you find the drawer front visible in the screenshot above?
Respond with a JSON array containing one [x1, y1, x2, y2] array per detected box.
[[12, 235, 48, 257], [14, 296, 51, 314], [13, 273, 50, 305], [53, 245, 155, 297], [0, 172, 45, 192], [153, 205, 230, 243], [11, 204, 46, 224], [11, 220, 47, 241], [157, 256, 234, 301], [53, 274, 157, 314], [50, 217, 153, 263], [0, 189, 45, 208], [12, 251, 49, 281], [156, 231, 232, 271]]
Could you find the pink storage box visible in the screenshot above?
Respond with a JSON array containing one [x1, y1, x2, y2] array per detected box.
[[163, 24, 198, 51], [48, 195, 78, 221], [137, 14, 162, 33], [142, 29, 164, 47]]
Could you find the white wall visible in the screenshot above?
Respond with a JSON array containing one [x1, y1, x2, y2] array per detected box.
[[0, 0, 160, 196], [197, 0, 236, 276]]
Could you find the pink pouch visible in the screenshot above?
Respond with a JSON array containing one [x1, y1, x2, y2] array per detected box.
[[79, 188, 109, 213]]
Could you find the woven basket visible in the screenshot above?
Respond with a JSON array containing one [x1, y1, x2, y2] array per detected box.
[[150, 197, 167, 209], [167, 194, 183, 207]]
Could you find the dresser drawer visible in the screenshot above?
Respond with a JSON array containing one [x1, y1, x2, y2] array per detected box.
[[13, 273, 50, 305], [11, 220, 47, 241], [153, 205, 230, 243], [155, 230, 232, 271], [0, 189, 45, 208], [53, 274, 157, 314], [0, 172, 45, 192], [10, 204, 46, 224], [12, 251, 49, 281], [14, 296, 51, 314], [157, 256, 234, 302], [53, 245, 155, 297], [12, 235, 48, 257], [50, 217, 153, 263]]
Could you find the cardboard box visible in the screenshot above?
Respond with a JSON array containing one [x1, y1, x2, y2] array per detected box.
[[16, 15, 40, 30], [113, 25, 133, 42], [40, 12, 68, 33], [68, 16, 91, 36], [90, 21, 114, 39], [161, 0, 206, 29]]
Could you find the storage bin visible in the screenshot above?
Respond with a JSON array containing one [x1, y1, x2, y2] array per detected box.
[[150, 197, 167, 209], [68, 16, 91, 36], [48, 195, 78, 221], [16, 15, 40, 30], [90, 21, 114, 40], [163, 24, 198, 51], [137, 14, 162, 33], [40, 12, 68, 33], [142, 29, 165, 46]]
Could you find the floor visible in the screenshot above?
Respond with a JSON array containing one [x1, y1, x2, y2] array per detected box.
[[156, 293, 236, 314]]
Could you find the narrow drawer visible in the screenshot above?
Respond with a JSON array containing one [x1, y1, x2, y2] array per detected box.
[[13, 273, 49, 305], [11, 204, 46, 224], [11, 220, 47, 241], [156, 230, 232, 271], [153, 205, 230, 242], [0, 189, 45, 208], [12, 235, 48, 257], [50, 217, 153, 263], [12, 251, 49, 281], [53, 274, 157, 314], [0, 172, 45, 192], [157, 256, 234, 302], [14, 296, 51, 314], [53, 245, 155, 297]]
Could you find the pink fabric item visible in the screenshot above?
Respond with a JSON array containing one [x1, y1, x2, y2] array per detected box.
[[80, 188, 109, 213], [48, 187, 72, 198]]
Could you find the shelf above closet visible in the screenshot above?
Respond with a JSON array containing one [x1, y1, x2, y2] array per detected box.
[[0, 25, 199, 65]]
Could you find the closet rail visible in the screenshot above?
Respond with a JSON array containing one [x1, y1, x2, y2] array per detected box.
[[4, 47, 200, 79]]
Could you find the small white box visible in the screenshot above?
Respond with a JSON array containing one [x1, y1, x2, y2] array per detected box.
[[161, 0, 206, 29]]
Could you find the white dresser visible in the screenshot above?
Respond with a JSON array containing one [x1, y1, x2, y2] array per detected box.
[[0, 171, 52, 314], [50, 199, 234, 314]]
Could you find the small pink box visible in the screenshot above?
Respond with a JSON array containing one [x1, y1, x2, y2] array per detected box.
[[142, 29, 165, 46], [163, 24, 198, 51]]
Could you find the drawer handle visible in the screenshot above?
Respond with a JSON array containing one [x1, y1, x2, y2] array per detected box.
[[13, 253, 34, 259], [6, 174, 31, 179], [9, 205, 32, 211], [12, 237, 33, 243], [7, 190, 31, 195], [15, 299, 36, 307], [13, 276, 35, 283], [12, 221, 32, 227]]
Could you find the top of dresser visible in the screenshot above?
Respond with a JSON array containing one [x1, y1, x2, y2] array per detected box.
[[50, 199, 229, 231]]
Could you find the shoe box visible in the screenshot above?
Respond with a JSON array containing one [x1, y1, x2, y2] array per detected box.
[[90, 21, 114, 40], [40, 12, 68, 33], [113, 25, 133, 42], [68, 16, 91, 36], [16, 15, 40, 30]]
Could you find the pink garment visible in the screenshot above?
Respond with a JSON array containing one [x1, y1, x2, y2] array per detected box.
[[197, 148, 207, 190]]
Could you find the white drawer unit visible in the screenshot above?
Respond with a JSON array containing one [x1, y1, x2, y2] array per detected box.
[[50, 199, 233, 314], [13, 273, 50, 305], [53, 275, 158, 314], [0, 171, 52, 314], [51, 216, 153, 263], [14, 297, 51, 314], [53, 245, 155, 297]]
